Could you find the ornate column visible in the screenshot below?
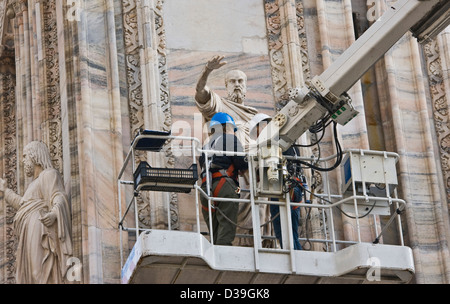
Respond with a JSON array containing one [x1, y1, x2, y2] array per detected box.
[[9, 0, 65, 184], [265, 0, 310, 105], [38, 0, 63, 172], [0, 0, 20, 285], [122, 0, 176, 230], [265, 0, 350, 250], [54, 0, 86, 283], [0, 56, 17, 284], [424, 29, 450, 209], [12, 0, 29, 195], [421, 28, 450, 283], [72, 0, 127, 283]]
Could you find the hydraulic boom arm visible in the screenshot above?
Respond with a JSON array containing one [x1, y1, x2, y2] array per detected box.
[[257, 0, 450, 152]]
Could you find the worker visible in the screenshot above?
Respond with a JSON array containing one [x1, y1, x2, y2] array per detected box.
[[199, 112, 248, 246], [195, 55, 266, 247], [249, 113, 304, 250]]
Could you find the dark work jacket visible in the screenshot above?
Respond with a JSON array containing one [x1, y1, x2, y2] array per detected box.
[[199, 134, 248, 180]]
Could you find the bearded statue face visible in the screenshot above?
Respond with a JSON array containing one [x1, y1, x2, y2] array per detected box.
[[225, 70, 247, 104], [23, 152, 35, 177], [22, 141, 54, 178]]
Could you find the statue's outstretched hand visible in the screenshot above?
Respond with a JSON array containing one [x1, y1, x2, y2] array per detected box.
[[206, 55, 227, 71]]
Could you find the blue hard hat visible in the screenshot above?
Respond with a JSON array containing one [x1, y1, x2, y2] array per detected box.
[[209, 112, 237, 132]]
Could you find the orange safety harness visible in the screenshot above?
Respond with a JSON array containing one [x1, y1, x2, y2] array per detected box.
[[290, 189, 300, 210], [290, 176, 304, 209], [201, 164, 236, 212]]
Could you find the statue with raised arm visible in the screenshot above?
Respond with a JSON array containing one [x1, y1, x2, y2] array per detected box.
[[0, 141, 73, 284], [195, 56, 272, 247], [195, 55, 259, 151]]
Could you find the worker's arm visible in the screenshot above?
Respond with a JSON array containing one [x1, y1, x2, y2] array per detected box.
[[195, 55, 227, 104]]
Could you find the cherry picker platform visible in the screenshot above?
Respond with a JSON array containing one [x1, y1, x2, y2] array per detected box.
[[120, 230, 414, 284], [118, 133, 414, 284]]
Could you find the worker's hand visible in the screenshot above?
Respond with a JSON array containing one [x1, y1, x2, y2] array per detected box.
[[206, 55, 227, 71], [40, 211, 57, 227]]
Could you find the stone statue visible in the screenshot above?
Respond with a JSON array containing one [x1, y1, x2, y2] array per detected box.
[[0, 141, 73, 284], [195, 55, 259, 151], [195, 55, 271, 247]]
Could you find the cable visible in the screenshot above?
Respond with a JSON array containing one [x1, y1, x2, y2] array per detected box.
[[294, 127, 325, 148], [210, 202, 280, 230], [291, 121, 343, 172], [294, 115, 331, 148]]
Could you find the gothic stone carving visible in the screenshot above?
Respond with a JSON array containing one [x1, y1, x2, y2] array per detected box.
[[0, 60, 17, 283], [42, 0, 63, 173], [122, 0, 178, 229], [424, 39, 450, 204]]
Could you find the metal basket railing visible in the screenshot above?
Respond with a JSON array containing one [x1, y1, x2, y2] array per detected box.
[[118, 133, 407, 271]]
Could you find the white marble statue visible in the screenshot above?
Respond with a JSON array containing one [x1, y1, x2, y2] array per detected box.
[[0, 141, 73, 284], [195, 56, 271, 247], [195, 55, 259, 151]]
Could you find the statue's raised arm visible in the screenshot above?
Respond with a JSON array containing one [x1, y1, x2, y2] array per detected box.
[[195, 55, 227, 104]]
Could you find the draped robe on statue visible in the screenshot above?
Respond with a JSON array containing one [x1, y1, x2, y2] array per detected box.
[[5, 168, 73, 284], [196, 91, 272, 247], [196, 91, 258, 150]]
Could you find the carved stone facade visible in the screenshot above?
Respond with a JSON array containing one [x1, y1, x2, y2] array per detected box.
[[121, 0, 177, 231], [0, 56, 17, 284], [41, 0, 63, 173], [0, 0, 448, 283], [424, 34, 450, 205]]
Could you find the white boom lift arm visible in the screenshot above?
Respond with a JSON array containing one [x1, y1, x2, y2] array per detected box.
[[257, 0, 450, 152]]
